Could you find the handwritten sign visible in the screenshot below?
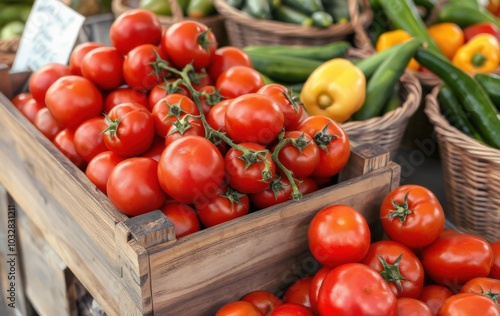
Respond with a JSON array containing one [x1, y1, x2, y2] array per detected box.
[[11, 0, 85, 72]]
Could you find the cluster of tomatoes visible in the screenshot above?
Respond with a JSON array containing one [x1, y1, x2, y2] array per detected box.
[[10, 9, 351, 238], [215, 184, 500, 316]]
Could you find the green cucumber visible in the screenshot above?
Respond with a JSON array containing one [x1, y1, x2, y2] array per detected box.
[[227, 0, 245, 9], [326, 0, 350, 23], [272, 5, 313, 26], [353, 42, 407, 79], [311, 11, 333, 28], [383, 85, 401, 114], [243, 41, 350, 61], [246, 51, 322, 83], [188, 0, 216, 18], [282, 0, 323, 15], [242, 0, 272, 19], [475, 73, 500, 110], [438, 4, 500, 29]]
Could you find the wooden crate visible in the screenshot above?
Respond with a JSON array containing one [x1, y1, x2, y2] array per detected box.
[[0, 68, 401, 316]]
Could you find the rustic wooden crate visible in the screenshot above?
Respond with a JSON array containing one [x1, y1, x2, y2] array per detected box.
[[0, 68, 401, 315]]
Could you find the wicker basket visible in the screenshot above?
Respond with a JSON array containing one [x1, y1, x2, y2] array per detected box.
[[213, 0, 373, 48], [112, 0, 228, 44], [0, 37, 20, 67], [425, 87, 500, 242]]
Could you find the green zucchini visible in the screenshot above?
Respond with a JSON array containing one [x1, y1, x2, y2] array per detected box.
[[282, 0, 323, 15], [383, 85, 401, 114], [438, 3, 500, 29], [311, 11, 333, 28], [243, 41, 350, 61], [272, 5, 314, 26], [475, 73, 500, 110], [242, 0, 272, 19], [227, 0, 245, 9], [325, 0, 350, 23], [246, 51, 322, 83], [353, 42, 407, 79]]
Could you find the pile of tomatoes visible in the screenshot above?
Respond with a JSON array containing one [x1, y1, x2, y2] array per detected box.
[[10, 9, 351, 238], [215, 184, 500, 316]]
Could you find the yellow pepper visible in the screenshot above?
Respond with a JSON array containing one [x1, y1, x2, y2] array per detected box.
[[427, 23, 464, 60], [376, 30, 420, 71], [300, 58, 366, 123], [452, 33, 500, 74]]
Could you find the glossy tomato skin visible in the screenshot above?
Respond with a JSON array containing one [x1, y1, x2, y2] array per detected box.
[[195, 187, 249, 227], [258, 84, 304, 130], [123, 44, 169, 91], [275, 131, 319, 178], [208, 46, 253, 82], [141, 137, 165, 162], [197, 85, 223, 115], [309, 267, 330, 314], [11, 92, 32, 109], [207, 99, 231, 133], [283, 277, 313, 308], [161, 201, 200, 238], [215, 301, 264, 316], [297, 115, 350, 178], [380, 184, 445, 249], [489, 241, 500, 279], [418, 285, 454, 315], [317, 263, 397, 316], [45, 76, 103, 129], [308, 205, 370, 268], [158, 136, 225, 204], [19, 98, 45, 124], [73, 116, 107, 163], [164, 117, 205, 147], [437, 293, 500, 316], [110, 9, 162, 55], [104, 88, 149, 113], [34, 107, 64, 140], [162, 20, 217, 71], [397, 297, 433, 316], [53, 129, 86, 169], [103, 102, 155, 157], [241, 291, 282, 315], [29, 63, 71, 104], [460, 277, 500, 295], [297, 178, 319, 195], [361, 240, 425, 298], [191, 70, 213, 91], [267, 303, 313, 316], [225, 93, 284, 145], [151, 94, 199, 137], [216, 66, 265, 99], [250, 177, 292, 209], [69, 42, 103, 76], [85, 151, 126, 194], [224, 142, 276, 194], [81, 47, 124, 91], [421, 233, 494, 290], [148, 80, 191, 111]]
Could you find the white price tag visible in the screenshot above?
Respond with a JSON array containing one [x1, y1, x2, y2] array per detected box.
[[11, 0, 85, 72]]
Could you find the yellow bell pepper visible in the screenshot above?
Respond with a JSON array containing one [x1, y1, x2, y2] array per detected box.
[[427, 23, 464, 60], [452, 33, 500, 74], [376, 30, 420, 71], [300, 58, 366, 123]]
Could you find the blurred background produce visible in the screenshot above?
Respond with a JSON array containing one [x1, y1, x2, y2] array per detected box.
[[0, 0, 32, 40]]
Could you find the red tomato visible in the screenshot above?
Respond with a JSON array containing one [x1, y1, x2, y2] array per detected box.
[[421, 234, 494, 290], [297, 115, 350, 178], [275, 131, 319, 178], [53, 129, 86, 169], [309, 267, 330, 314], [73, 116, 107, 163], [11, 92, 32, 109], [198, 85, 224, 115], [151, 93, 200, 137], [297, 178, 319, 196], [317, 263, 397, 316], [161, 201, 200, 238], [107, 157, 166, 216], [207, 99, 231, 133], [148, 79, 191, 111], [19, 98, 44, 123], [250, 176, 293, 209], [437, 293, 500, 316], [196, 187, 249, 227], [45, 76, 103, 129], [69, 42, 103, 76], [85, 151, 125, 194], [308, 205, 370, 268], [224, 142, 276, 194], [418, 285, 454, 315], [380, 184, 445, 249], [161, 20, 217, 71], [190, 70, 214, 91], [123, 44, 169, 91], [215, 301, 264, 316], [158, 136, 225, 204], [283, 277, 313, 308], [258, 84, 304, 130], [216, 66, 265, 99], [110, 9, 162, 55], [34, 107, 64, 140], [141, 137, 166, 162], [81, 47, 124, 91], [489, 241, 500, 279], [225, 93, 284, 145], [104, 88, 149, 113], [208, 46, 253, 82], [29, 63, 71, 104], [460, 277, 500, 297], [361, 240, 425, 298], [164, 117, 205, 147], [267, 303, 313, 316], [397, 297, 433, 316], [241, 291, 282, 314]]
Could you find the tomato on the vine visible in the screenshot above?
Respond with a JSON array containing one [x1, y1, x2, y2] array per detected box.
[[29, 63, 71, 104], [308, 205, 370, 268], [148, 79, 191, 111], [53, 129, 86, 169], [380, 184, 445, 249], [164, 117, 206, 147], [296, 178, 319, 195], [123, 44, 169, 91], [196, 186, 249, 227], [104, 88, 149, 113], [250, 176, 293, 209], [437, 293, 500, 316], [241, 291, 282, 315], [81, 46, 124, 91], [151, 93, 200, 137], [397, 298, 433, 316], [198, 85, 224, 115], [275, 131, 319, 179], [258, 84, 304, 130], [190, 70, 214, 91], [85, 151, 126, 194], [161, 20, 217, 71], [206, 99, 232, 133], [215, 301, 263, 316], [460, 277, 500, 297], [216, 66, 265, 99], [283, 277, 313, 308], [69, 42, 103, 76], [161, 201, 201, 238], [73, 116, 107, 163], [208, 46, 253, 82]]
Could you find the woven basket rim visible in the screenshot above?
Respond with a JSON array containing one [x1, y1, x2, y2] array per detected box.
[[213, 0, 372, 38], [0, 37, 20, 54], [425, 86, 500, 164]]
